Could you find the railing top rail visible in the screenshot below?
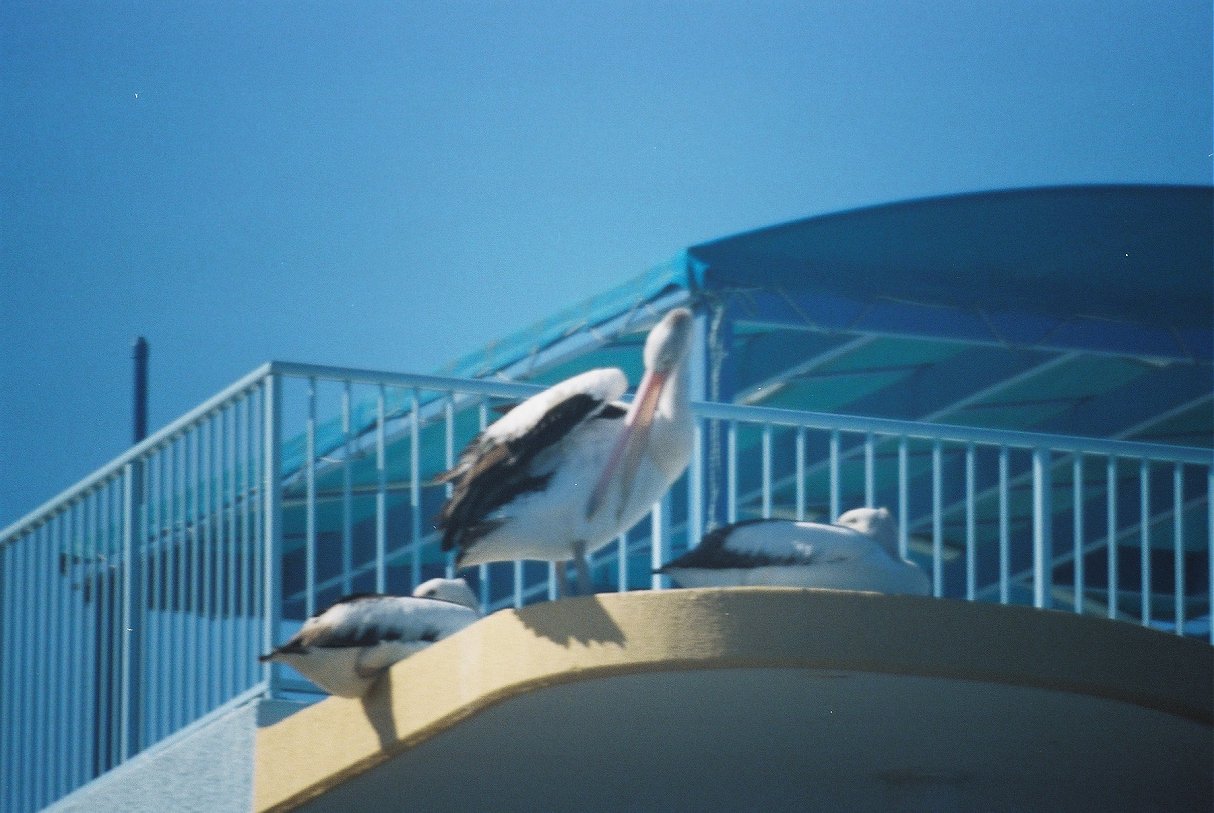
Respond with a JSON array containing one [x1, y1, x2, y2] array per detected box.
[[1, 363, 274, 542], [271, 360, 1212, 466], [268, 360, 545, 400], [694, 400, 1214, 465]]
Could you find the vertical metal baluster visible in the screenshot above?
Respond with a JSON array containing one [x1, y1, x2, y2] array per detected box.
[[727, 421, 738, 524], [49, 513, 64, 798], [410, 388, 422, 590], [242, 396, 254, 686], [512, 560, 524, 609], [98, 488, 113, 771], [1, 540, 8, 813], [110, 480, 124, 765], [72, 504, 87, 783], [42, 520, 56, 803], [965, 444, 976, 601], [932, 442, 943, 598], [443, 395, 455, 580], [190, 429, 202, 723], [225, 407, 238, 703], [182, 433, 194, 724], [651, 497, 666, 591], [617, 533, 628, 593], [1, 535, 14, 810], [1140, 459, 1150, 627], [376, 386, 388, 593], [213, 416, 225, 706], [305, 378, 317, 618], [146, 451, 160, 739], [263, 375, 283, 696], [477, 403, 490, 608], [761, 425, 772, 519], [829, 430, 841, 521], [864, 433, 875, 508], [244, 395, 257, 690], [210, 415, 224, 709], [201, 419, 213, 715], [1031, 448, 1052, 610], [26, 526, 42, 808], [137, 461, 151, 750], [36, 524, 50, 802], [689, 418, 704, 547], [166, 440, 180, 731], [67, 503, 83, 788], [17, 529, 32, 809], [1173, 464, 1184, 635], [999, 447, 1009, 605], [341, 382, 353, 596], [250, 390, 262, 690], [119, 467, 134, 760], [1107, 456, 1118, 620], [1073, 456, 1084, 616], [795, 428, 806, 521], [65, 509, 80, 794], [898, 438, 909, 560], [84, 492, 99, 777]]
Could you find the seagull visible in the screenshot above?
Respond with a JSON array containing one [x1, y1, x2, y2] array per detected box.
[[259, 577, 481, 698], [657, 507, 930, 596], [435, 307, 695, 595]]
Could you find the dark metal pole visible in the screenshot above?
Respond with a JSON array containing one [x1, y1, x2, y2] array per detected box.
[[126, 336, 149, 755], [132, 337, 148, 444]]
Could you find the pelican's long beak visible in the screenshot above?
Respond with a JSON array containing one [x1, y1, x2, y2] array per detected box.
[[585, 369, 668, 521]]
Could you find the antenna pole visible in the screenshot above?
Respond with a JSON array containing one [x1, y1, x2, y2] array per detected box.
[[132, 337, 149, 444]]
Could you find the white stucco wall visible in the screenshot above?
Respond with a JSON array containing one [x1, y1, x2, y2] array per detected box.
[[46, 698, 302, 813]]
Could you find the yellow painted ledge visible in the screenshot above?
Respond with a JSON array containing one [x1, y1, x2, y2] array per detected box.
[[254, 588, 1213, 812]]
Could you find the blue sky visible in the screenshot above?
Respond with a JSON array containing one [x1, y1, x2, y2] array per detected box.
[[1, 0, 1210, 525]]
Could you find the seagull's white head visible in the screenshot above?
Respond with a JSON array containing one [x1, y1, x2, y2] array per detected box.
[[412, 577, 480, 611], [836, 507, 898, 555]]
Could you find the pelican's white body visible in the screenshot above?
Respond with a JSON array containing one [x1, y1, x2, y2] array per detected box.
[[263, 578, 481, 698], [456, 369, 692, 566], [662, 508, 930, 596]]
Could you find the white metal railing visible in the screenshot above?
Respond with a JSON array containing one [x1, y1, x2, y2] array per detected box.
[[1, 361, 1210, 811]]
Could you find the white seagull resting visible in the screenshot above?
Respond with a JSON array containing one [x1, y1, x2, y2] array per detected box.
[[259, 577, 481, 697], [436, 307, 695, 594], [657, 507, 930, 596]]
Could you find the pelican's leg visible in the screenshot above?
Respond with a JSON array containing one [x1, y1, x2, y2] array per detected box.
[[573, 540, 593, 596], [555, 561, 572, 599]]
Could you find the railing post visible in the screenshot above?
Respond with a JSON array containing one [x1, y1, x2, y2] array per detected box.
[[120, 460, 145, 760], [1032, 447, 1053, 609], [651, 494, 668, 591], [261, 373, 283, 695]]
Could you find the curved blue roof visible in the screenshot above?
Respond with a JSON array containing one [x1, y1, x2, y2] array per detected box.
[[688, 184, 1212, 362]]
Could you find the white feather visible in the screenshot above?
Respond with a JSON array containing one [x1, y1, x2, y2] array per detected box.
[[661, 507, 930, 596], [261, 578, 481, 697]]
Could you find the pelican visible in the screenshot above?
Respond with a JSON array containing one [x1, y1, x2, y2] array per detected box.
[[259, 577, 481, 697], [657, 507, 930, 596], [436, 307, 695, 594]]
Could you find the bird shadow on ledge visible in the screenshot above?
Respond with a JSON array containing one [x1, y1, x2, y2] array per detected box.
[[515, 594, 627, 647], [360, 670, 400, 749]]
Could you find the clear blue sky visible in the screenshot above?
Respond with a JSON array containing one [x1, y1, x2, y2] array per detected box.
[[1, 1, 1210, 526]]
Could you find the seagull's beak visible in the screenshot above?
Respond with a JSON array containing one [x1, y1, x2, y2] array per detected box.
[[585, 369, 668, 521]]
